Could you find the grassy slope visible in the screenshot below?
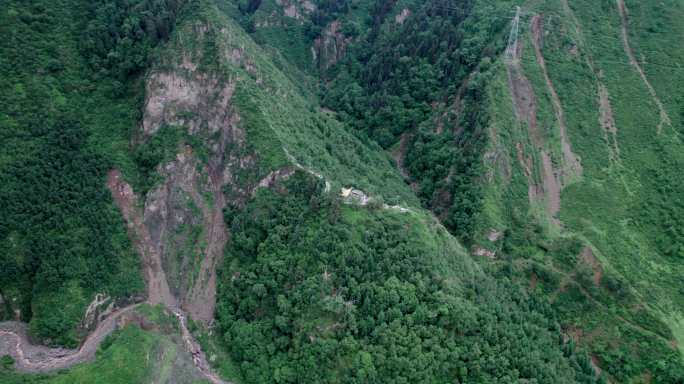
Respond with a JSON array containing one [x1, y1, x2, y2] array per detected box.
[[599, 0, 684, 352], [558, 0, 684, 354], [483, 0, 684, 380]]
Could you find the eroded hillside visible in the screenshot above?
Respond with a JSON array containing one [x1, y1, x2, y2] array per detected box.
[[236, 0, 684, 381], [2, 0, 684, 383]]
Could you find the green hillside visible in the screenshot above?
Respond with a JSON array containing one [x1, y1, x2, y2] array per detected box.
[[478, 0, 684, 381], [0, 0, 165, 346], [1, 0, 684, 383]]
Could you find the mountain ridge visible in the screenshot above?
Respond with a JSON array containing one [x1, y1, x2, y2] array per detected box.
[[1, 0, 683, 383]]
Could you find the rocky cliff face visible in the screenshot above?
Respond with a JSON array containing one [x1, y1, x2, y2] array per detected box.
[[137, 38, 256, 323]]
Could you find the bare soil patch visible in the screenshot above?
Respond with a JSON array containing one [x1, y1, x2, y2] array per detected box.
[[531, 15, 583, 181], [507, 34, 562, 225], [540, 150, 562, 223], [108, 171, 177, 309], [515, 143, 543, 208], [529, 272, 539, 290], [507, 41, 542, 147]]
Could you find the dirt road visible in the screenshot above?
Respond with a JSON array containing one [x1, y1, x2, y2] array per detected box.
[[0, 305, 139, 373]]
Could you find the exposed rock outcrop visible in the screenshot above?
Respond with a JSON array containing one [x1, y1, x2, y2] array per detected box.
[[140, 49, 256, 324], [313, 20, 351, 70], [275, 0, 316, 20], [395, 8, 411, 24]]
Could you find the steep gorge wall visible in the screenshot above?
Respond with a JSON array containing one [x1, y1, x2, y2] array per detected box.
[[134, 28, 257, 323]]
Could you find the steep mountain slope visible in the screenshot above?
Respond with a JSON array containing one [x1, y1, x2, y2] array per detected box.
[[0, 0, 160, 346], [2, 0, 684, 383], [478, 0, 684, 381], [238, 0, 684, 381], [2, 2, 597, 383], [129, 3, 597, 382]]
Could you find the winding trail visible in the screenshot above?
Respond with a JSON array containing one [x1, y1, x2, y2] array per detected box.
[[616, 0, 671, 134], [283, 147, 332, 192]]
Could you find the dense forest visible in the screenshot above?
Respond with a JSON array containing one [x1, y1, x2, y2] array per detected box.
[[0, 0, 183, 345], [317, 0, 513, 242], [2, 0, 684, 383], [216, 172, 600, 383]]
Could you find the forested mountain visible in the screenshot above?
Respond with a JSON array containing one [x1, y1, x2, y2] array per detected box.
[[1, 0, 683, 383]]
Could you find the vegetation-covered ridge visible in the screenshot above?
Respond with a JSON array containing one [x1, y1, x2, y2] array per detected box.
[[232, 0, 684, 381], [216, 171, 599, 383], [3, 0, 684, 383]]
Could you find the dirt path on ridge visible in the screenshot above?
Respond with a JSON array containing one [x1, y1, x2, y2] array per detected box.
[[617, 0, 671, 134]]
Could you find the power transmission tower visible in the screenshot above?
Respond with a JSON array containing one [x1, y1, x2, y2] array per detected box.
[[505, 6, 521, 63]]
